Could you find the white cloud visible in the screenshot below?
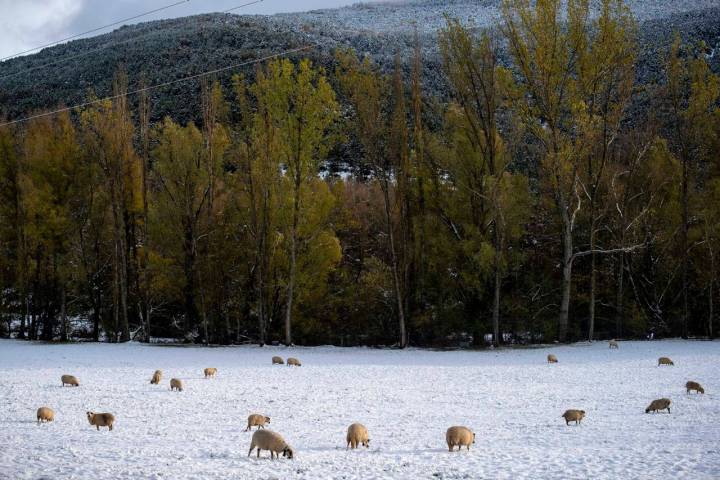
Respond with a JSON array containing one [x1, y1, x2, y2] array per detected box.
[[0, 0, 85, 59]]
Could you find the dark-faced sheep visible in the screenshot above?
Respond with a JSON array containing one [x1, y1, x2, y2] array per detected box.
[[204, 368, 217, 378], [170, 378, 183, 391], [272, 356, 284, 365], [686, 381, 704, 394], [287, 357, 301, 367], [658, 357, 674, 366], [150, 370, 162, 385], [87, 412, 115, 431], [561, 409, 585, 425], [248, 429, 294, 460], [36, 407, 54, 424], [346, 423, 370, 449], [61, 375, 79, 387], [645, 398, 672, 414], [446, 426, 475, 451], [246, 414, 270, 431], [547, 354, 558, 364]]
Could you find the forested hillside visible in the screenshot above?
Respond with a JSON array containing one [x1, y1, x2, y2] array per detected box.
[[0, 0, 718, 346]]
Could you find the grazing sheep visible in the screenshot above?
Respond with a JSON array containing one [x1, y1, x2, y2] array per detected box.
[[645, 398, 672, 414], [61, 375, 79, 387], [561, 409, 586, 425], [547, 354, 558, 364], [36, 407, 54, 424], [686, 381, 705, 394], [346, 423, 370, 450], [609, 340, 619, 349], [245, 414, 271, 431], [287, 357, 301, 367], [150, 370, 162, 385], [170, 378, 183, 391], [272, 356, 284, 365], [446, 426, 475, 451], [658, 357, 674, 366], [204, 368, 217, 378], [86, 412, 115, 431], [247, 429, 294, 460]]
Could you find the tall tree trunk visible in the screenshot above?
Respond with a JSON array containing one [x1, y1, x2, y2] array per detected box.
[[183, 220, 197, 339], [708, 243, 715, 339], [93, 297, 101, 342], [492, 225, 502, 347], [559, 209, 573, 343], [382, 181, 407, 348], [284, 179, 300, 346], [588, 223, 597, 342], [139, 81, 151, 343], [681, 155, 689, 338], [615, 251, 625, 339], [59, 287, 67, 342], [492, 253, 501, 347]]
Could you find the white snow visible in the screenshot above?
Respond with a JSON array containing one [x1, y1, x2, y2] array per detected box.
[[0, 339, 718, 479]]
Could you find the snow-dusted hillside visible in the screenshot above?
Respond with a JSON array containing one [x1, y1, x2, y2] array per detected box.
[[282, 0, 720, 35], [0, 340, 718, 479]]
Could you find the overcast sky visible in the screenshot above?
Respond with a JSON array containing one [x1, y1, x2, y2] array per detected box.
[[0, 0, 364, 60]]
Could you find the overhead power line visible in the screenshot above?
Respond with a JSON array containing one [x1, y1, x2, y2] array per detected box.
[[0, 45, 315, 128], [0, 0, 192, 62], [0, 0, 264, 81]]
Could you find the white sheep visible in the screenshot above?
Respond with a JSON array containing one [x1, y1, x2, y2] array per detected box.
[[245, 414, 271, 431], [86, 411, 115, 431], [36, 407, 54, 424], [248, 429, 294, 460], [61, 375, 79, 387], [346, 423, 370, 449], [446, 426, 475, 451]]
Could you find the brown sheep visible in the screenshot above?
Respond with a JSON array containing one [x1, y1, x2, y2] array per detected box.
[[36, 407, 54, 424], [86, 411, 115, 431], [61, 375, 79, 387], [346, 423, 370, 450], [170, 378, 183, 391], [150, 370, 162, 385], [245, 414, 271, 431], [609, 340, 619, 349], [204, 368, 217, 379], [658, 357, 674, 366], [287, 357, 301, 367], [645, 398, 671, 413], [686, 381, 705, 394], [272, 356, 284, 365], [561, 409, 586, 425], [248, 429, 294, 460], [446, 426, 475, 451], [547, 354, 558, 364]]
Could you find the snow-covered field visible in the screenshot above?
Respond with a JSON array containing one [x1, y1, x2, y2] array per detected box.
[[0, 339, 718, 479]]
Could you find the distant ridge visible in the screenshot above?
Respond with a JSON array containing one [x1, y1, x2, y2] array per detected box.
[[0, 0, 718, 127]]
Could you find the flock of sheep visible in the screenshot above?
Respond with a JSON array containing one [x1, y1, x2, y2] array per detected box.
[[548, 341, 705, 424], [33, 341, 707, 459]]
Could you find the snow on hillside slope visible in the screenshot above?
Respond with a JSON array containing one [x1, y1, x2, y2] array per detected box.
[[0, 340, 718, 479]]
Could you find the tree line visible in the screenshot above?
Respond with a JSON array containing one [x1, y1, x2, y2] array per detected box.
[[0, 0, 718, 346]]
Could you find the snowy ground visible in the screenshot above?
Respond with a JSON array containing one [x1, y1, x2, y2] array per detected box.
[[0, 339, 718, 479]]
